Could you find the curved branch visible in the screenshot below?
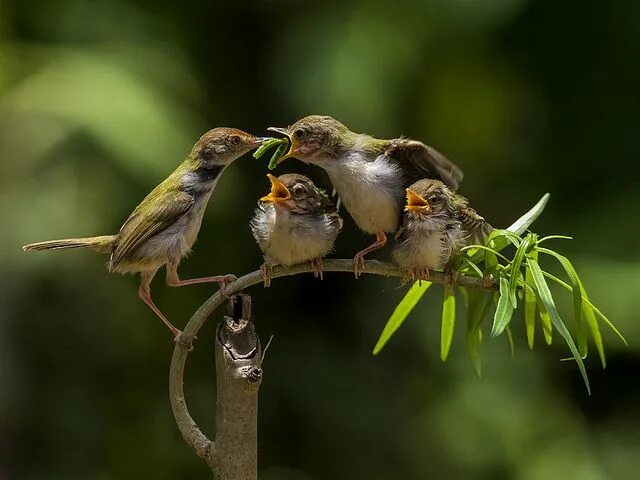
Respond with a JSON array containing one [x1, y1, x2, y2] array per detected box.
[[169, 259, 495, 465]]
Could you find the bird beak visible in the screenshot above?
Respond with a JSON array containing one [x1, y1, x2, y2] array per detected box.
[[267, 126, 298, 164], [260, 174, 291, 203], [253, 136, 271, 146], [405, 189, 431, 213]]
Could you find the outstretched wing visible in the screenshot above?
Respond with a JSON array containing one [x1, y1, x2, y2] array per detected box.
[[109, 190, 194, 271], [385, 139, 464, 191], [457, 204, 492, 246]]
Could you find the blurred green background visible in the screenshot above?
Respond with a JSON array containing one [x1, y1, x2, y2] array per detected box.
[[1, 0, 639, 478]]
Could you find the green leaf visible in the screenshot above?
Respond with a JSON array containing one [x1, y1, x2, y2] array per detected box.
[[541, 271, 626, 346], [459, 256, 484, 277], [537, 247, 586, 356], [465, 289, 489, 378], [507, 194, 550, 235], [491, 276, 515, 337], [505, 325, 515, 358], [524, 254, 537, 350], [526, 258, 591, 394], [538, 235, 573, 244], [441, 285, 456, 362], [508, 234, 533, 307], [373, 281, 432, 354], [467, 193, 549, 264], [538, 298, 553, 345], [461, 244, 510, 263], [580, 283, 606, 368]]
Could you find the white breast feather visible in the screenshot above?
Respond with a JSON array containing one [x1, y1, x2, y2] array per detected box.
[[321, 143, 404, 234]]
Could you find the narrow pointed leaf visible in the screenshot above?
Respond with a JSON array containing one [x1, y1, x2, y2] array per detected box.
[[468, 194, 550, 264], [506, 325, 515, 358], [441, 285, 456, 361], [491, 276, 515, 337], [538, 298, 553, 345], [373, 281, 432, 354], [508, 235, 532, 307], [537, 247, 586, 356], [542, 271, 626, 345], [580, 283, 606, 368], [465, 289, 489, 378], [524, 253, 537, 349], [538, 235, 573, 244], [527, 258, 591, 394]]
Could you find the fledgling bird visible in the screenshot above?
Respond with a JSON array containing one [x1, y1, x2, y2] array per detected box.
[[268, 115, 463, 277], [251, 173, 343, 286], [392, 179, 492, 283], [23, 128, 264, 340]]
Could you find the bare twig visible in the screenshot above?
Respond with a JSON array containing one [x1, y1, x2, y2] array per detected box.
[[169, 259, 494, 474]]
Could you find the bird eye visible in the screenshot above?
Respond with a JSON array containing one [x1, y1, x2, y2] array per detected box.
[[293, 128, 306, 141], [292, 184, 305, 198], [429, 195, 440, 203], [229, 135, 241, 146]]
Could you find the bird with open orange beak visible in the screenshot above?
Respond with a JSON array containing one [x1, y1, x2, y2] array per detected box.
[[250, 173, 343, 286], [392, 179, 492, 283], [267, 115, 463, 278]]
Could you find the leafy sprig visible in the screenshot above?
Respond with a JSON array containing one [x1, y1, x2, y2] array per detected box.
[[253, 137, 290, 170], [373, 194, 626, 393]]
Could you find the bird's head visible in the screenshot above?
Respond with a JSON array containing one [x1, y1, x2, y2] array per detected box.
[[259, 173, 329, 214], [404, 179, 455, 218], [193, 127, 264, 167], [267, 115, 352, 165]]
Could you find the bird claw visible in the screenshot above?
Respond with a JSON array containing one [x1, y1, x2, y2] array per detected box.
[[311, 257, 324, 280], [353, 254, 366, 279], [261, 264, 272, 288], [174, 330, 197, 351], [219, 274, 237, 298]]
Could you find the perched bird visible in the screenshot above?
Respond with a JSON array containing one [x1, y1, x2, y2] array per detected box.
[[251, 173, 343, 286], [23, 128, 264, 340], [268, 115, 463, 277], [392, 179, 492, 283]]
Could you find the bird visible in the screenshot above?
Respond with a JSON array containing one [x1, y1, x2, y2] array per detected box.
[[267, 115, 463, 277], [23, 128, 264, 340], [250, 173, 343, 287], [392, 179, 492, 283]]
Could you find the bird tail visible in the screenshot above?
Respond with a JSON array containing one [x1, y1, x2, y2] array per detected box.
[[22, 235, 116, 254]]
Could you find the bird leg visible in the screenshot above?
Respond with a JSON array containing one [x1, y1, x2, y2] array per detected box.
[[261, 263, 273, 288], [138, 269, 184, 342], [311, 257, 324, 280], [353, 231, 387, 278], [165, 260, 237, 295]]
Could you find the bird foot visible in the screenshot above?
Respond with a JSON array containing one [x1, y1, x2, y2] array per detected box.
[[218, 274, 238, 298], [353, 253, 366, 279], [402, 268, 431, 285], [173, 330, 196, 351], [261, 263, 273, 288], [311, 257, 324, 280]]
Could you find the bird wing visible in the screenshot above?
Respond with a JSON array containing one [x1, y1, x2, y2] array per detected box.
[[456, 204, 492, 246], [109, 190, 195, 271], [385, 139, 464, 191]]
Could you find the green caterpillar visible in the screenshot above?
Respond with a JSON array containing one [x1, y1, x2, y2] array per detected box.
[[253, 137, 290, 170]]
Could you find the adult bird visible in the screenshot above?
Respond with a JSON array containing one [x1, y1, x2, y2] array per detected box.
[[23, 128, 264, 340], [267, 115, 463, 277], [251, 173, 343, 286], [392, 179, 492, 283]]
